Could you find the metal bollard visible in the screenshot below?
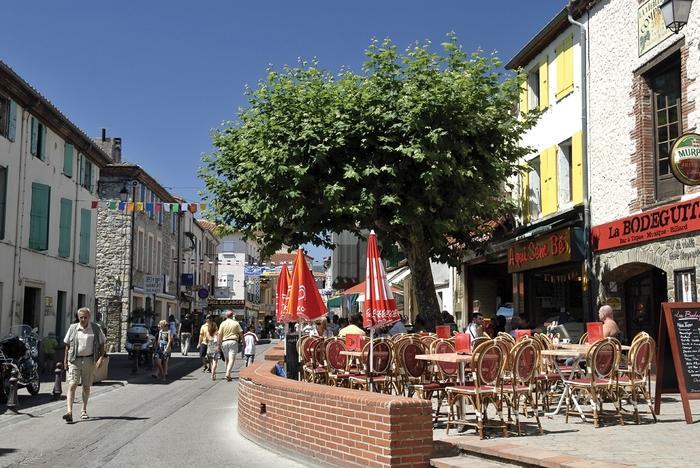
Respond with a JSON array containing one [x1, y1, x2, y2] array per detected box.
[[7, 368, 19, 410], [52, 362, 64, 400]]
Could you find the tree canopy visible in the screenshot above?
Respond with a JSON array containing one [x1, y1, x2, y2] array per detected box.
[[200, 35, 534, 328]]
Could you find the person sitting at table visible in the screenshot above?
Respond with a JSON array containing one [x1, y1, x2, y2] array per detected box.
[[599, 305, 621, 339], [467, 313, 486, 340], [388, 317, 407, 336], [338, 314, 366, 338]]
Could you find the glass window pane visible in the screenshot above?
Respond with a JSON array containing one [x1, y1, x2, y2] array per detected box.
[[669, 124, 679, 141], [668, 105, 678, 124], [658, 126, 668, 142], [659, 159, 670, 175], [657, 110, 667, 125]]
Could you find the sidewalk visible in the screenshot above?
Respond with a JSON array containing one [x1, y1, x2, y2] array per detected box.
[[433, 392, 700, 468]]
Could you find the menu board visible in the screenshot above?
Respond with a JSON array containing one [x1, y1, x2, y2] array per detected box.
[[655, 303, 700, 424], [669, 308, 700, 393]]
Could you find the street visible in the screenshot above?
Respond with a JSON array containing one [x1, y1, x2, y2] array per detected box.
[[0, 343, 303, 468]]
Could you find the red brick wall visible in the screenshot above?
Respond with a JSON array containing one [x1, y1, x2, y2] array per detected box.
[[238, 346, 434, 467]]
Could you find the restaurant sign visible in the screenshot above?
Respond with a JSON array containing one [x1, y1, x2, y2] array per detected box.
[[638, 0, 672, 56], [592, 197, 700, 252], [671, 133, 700, 186], [207, 298, 245, 308], [508, 228, 581, 273]]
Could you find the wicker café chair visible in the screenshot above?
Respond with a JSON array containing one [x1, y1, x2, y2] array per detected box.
[[399, 339, 432, 397], [565, 337, 624, 428], [391, 336, 419, 395], [472, 336, 490, 350], [349, 338, 393, 393], [497, 332, 516, 344], [446, 340, 508, 439], [578, 332, 589, 345], [502, 338, 542, 435], [619, 333, 657, 424], [303, 337, 328, 384], [427, 339, 459, 423], [325, 337, 351, 388]]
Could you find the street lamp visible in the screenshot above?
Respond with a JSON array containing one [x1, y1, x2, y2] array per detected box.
[[119, 185, 129, 202], [660, 0, 693, 33]]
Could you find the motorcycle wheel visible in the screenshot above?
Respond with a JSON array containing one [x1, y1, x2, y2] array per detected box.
[[27, 376, 40, 395]]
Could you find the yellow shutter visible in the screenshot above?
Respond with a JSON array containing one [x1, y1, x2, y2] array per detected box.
[[555, 35, 574, 101], [572, 130, 584, 204], [521, 170, 529, 224], [541, 146, 558, 216], [539, 58, 549, 110], [519, 74, 528, 117]]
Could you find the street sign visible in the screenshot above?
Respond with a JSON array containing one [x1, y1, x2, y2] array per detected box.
[[198, 288, 209, 299], [144, 275, 163, 294]]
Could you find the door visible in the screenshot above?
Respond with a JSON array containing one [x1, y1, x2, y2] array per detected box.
[[624, 268, 666, 341], [23, 287, 40, 328], [56, 291, 67, 338]]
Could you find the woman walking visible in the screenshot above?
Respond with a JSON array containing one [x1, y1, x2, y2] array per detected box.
[[153, 320, 173, 382], [204, 320, 220, 380]]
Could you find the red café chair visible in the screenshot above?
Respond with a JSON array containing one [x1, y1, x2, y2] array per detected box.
[[427, 339, 460, 424], [619, 333, 657, 424], [325, 338, 352, 388], [349, 338, 393, 393], [446, 339, 508, 439], [301, 336, 325, 383], [502, 337, 542, 435]]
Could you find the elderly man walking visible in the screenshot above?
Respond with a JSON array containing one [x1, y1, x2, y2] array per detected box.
[[218, 310, 242, 381], [62, 307, 106, 422]]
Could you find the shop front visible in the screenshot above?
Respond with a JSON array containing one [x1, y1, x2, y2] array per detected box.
[[592, 196, 700, 341], [508, 227, 585, 329]]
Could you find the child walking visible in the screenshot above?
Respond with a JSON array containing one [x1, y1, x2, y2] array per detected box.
[[243, 325, 258, 367]]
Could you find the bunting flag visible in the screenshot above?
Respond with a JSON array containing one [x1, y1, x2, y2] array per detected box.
[[86, 199, 208, 213], [91, 201, 98, 209]]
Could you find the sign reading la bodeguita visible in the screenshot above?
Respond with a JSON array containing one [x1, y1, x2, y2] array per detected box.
[[592, 197, 700, 252], [671, 133, 700, 186], [508, 228, 577, 273]]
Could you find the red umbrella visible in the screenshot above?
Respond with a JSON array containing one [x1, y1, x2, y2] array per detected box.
[[363, 230, 400, 383], [275, 263, 291, 323], [286, 249, 327, 323]]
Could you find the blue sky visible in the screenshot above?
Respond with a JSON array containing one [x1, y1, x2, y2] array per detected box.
[[2, 1, 563, 262]]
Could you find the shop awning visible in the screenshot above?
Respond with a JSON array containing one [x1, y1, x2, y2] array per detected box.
[[327, 296, 342, 308], [387, 266, 411, 285]]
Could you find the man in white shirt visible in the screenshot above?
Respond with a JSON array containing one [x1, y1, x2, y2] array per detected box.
[[466, 313, 485, 340], [63, 307, 106, 422]]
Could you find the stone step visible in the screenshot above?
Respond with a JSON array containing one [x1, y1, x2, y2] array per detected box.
[[431, 454, 519, 468]]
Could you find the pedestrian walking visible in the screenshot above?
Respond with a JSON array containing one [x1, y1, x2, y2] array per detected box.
[[218, 310, 242, 381], [198, 315, 213, 372], [153, 320, 173, 382], [168, 314, 179, 351], [62, 307, 107, 423], [204, 320, 220, 380], [243, 325, 258, 367], [178, 314, 194, 356]]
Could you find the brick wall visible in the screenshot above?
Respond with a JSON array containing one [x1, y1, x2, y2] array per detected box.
[[238, 345, 433, 467]]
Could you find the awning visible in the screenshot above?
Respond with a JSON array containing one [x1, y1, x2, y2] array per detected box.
[[327, 296, 342, 308], [343, 280, 402, 296], [387, 266, 411, 285]]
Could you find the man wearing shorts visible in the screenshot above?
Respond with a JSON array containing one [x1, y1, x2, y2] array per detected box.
[[218, 310, 242, 381], [63, 307, 106, 422]]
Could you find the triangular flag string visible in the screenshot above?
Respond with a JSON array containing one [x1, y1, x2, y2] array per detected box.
[[81, 198, 208, 213]]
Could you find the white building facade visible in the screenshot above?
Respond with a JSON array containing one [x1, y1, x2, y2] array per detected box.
[[0, 61, 110, 338]]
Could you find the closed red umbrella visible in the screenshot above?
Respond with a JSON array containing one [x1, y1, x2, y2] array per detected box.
[[363, 230, 400, 383], [286, 249, 327, 323], [275, 263, 292, 323]]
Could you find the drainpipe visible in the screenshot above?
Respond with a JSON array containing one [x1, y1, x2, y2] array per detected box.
[[567, 3, 593, 320]]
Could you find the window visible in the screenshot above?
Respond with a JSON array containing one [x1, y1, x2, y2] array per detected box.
[[77, 293, 86, 309], [140, 184, 146, 203], [557, 139, 573, 205], [58, 198, 72, 258], [528, 157, 542, 220], [137, 230, 144, 271], [81, 158, 93, 192], [0, 96, 16, 141], [0, 166, 6, 239], [675, 269, 697, 302], [171, 212, 177, 234], [649, 58, 683, 200], [148, 234, 154, 274], [156, 239, 162, 273], [79, 208, 91, 264], [528, 68, 540, 111], [555, 34, 574, 101], [29, 183, 50, 251], [63, 143, 74, 178], [227, 274, 235, 289], [171, 247, 175, 277], [30, 117, 47, 160]]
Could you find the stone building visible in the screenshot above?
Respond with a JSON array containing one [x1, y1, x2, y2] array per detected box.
[[0, 60, 110, 338], [96, 141, 180, 349]]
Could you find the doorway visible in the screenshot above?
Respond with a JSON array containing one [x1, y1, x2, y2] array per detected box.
[[624, 268, 666, 341], [23, 287, 41, 328]]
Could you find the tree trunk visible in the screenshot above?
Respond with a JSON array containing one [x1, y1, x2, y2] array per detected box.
[[402, 239, 441, 332]]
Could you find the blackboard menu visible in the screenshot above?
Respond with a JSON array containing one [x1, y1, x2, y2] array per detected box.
[[670, 308, 700, 393]]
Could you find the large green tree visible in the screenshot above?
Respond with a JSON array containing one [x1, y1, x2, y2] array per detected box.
[[200, 35, 534, 330]]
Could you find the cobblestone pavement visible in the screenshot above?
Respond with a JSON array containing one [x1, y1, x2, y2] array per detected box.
[[434, 389, 700, 468]]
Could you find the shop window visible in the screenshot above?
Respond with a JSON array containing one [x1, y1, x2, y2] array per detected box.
[[557, 138, 573, 206], [528, 157, 541, 220], [675, 269, 696, 302], [649, 57, 683, 200]]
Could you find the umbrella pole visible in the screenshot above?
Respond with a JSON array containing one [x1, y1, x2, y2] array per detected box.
[[369, 328, 374, 392]]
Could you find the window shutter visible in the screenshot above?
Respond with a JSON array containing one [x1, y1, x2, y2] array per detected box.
[[63, 143, 74, 177], [78, 154, 84, 186], [541, 147, 559, 216], [565, 35, 574, 94], [58, 198, 72, 258], [519, 75, 528, 116], [539, 58, 549, 110], [556, 35, 574, 101], [29, 183, 50, 250], [79, 208, 91, 264], [8, 100, 17, 142], [30, 117, 38, 155], [40, 125, 47, 160], [572, 130, 584, 204]]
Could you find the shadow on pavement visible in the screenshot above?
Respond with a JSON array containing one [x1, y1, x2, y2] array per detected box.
[[0, 448, 19, 457]]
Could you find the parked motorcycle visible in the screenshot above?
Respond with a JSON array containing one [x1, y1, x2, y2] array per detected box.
[[125, 323, 154, 373], [0, 325, 40, 403]]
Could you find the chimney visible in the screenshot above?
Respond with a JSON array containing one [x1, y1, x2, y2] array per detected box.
[[101, 128, 107, 142], [112, 137, 122, 163], [94, 129, 122, 163]]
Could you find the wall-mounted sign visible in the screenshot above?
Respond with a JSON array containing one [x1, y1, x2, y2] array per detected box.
[[507, 228, 583, 273], [638, 0, 673, 56], [592, 197, 700, 251], [181, 273, 194, 287], [207, 298, 245, 308], [671, 133, 700, 185], [144, 275, 163, 294], [197, 288, 209, 299]]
